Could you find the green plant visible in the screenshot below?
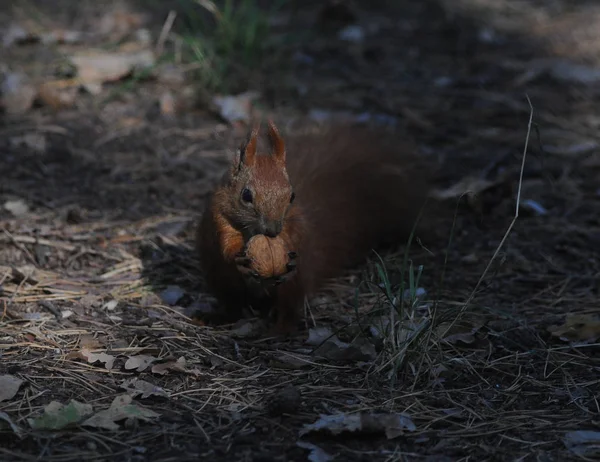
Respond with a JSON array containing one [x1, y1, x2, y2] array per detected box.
[[177, 0, 290, 93]]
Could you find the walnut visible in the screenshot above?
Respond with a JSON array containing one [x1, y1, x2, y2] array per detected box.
[[245, 234, 289, 278]]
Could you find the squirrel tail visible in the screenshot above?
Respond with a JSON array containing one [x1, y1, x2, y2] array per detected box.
[[284, 124, 432, 293]]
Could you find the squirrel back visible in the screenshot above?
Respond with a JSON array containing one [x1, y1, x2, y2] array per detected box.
[[197, 121, 432, 333]]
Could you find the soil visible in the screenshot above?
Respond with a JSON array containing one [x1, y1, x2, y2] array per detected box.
[[1, 1, 599, 461]]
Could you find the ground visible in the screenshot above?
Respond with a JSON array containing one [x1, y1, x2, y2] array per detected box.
[[1, 1, 600, 461]]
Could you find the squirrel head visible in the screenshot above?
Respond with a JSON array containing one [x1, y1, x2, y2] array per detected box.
[[222, 120, 295, 238]]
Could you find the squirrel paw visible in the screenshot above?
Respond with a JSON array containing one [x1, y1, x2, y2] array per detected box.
[[235, 250, 298, 288], [235, 251, 262, 282], [272, 251, 298, 286]]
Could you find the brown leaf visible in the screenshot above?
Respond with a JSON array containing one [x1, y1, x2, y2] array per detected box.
[[82, 395, 158, 430], [1, 72, 37, 115], [37, 80, 78, 110], [78, 349, 116, 370], [124, 355, 156, 372], [300, 412, 416, 439], [548, 314, 600, 343], [151, 356, 187, 375], [0, 375, 24, 402], [70, 48, 155, 93], [120, 378, 168, 399]]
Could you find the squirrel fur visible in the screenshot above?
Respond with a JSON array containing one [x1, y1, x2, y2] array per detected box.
[[197, 120, 431, 334]]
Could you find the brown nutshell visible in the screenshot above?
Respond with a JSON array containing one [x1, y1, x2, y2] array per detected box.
[[245, 234, 289, 278]]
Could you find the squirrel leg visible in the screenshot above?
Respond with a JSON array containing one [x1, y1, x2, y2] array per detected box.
[[270, 279, 305, 335]]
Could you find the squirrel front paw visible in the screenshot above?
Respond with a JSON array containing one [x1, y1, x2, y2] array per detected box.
[[235, 251, 261, 281], [273, 251, 297, 285], [235, 250, 297, 288]]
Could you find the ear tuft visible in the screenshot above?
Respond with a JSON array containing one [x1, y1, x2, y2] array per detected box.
[[238, 122, 261, 168], [267, 119, 286, 164]]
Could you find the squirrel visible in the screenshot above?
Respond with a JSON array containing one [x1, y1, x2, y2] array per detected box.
[[196, 119, 431, 334]]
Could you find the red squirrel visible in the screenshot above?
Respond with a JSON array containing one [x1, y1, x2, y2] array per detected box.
[[197, 120, 431, 334]]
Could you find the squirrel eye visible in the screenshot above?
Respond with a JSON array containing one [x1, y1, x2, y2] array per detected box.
[[290, 192, 296, 204], [241, 188, 253, 204]]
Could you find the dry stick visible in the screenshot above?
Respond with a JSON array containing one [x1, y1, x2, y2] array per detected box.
[[449, 95, 534, 335], [156, 10, 177, 56]]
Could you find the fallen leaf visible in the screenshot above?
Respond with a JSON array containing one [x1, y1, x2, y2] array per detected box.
[[9, 133, 47, 153], [82, 394, 159, 430], [435, 321, 483, 345], [269, 352, 314, 370], [0, 71, 37, 114], [0, 411, 24, 438], [37, 80, 78, 110], [564, 430, 600, 458], [159, 90, 175, 116], [103, 299, 119, 311], [159, 285, 184, 305], [151, 356, 187, 375], [120, 378, 168, 399], [0, 375, 23, 402], [80, 349, 116, 370], [306, 327, 335, 346], [212, 91, 260, 125], [28, 400, 93, 430], [3, 199, 29, 217], [306, 327, 376, 362], [230, 319, 266, 338], [70, 48, 155, 94], [548, 314, 600, 344], [300, 412, 416, 439], [124, 355, 156, 372], [97, 4, 148, 42], [296, 441, 334, 462]]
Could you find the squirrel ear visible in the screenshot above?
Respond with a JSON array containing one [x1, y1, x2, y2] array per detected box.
[[238, 123, 260, 168], [267, 119, 286, 164]]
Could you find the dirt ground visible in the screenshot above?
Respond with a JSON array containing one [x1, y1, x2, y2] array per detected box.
[[1, 1, 599, 461]]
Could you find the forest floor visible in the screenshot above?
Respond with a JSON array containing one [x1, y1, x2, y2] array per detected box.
[[1, 1, 599, 461]]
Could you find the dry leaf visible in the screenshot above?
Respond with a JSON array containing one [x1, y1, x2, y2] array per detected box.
[[300, 412, 416, 439], [124, 355, 156, 372], [212, 91, 260, 125], [3, 199, 29, 217], [0, 72, 37, 114], [98, 4, 148, 42], [159, 90, 176, 116], [435, 321, 483, 345], [296, 442, 333, 462], [37, 80, 78, 110], [159, 285, 184, 305], [230, 319, 266, 338], [0, 375, 23, 402], [564, 430, 600, 458], [151, 356, 187, 375], [548, 314, 600, 344], [79, 348, 116, 370], [70, 49, 155, 93], [28, 400, 93, 430], [120, 378, 168, 399], [82, 394, 159, 430], [9, 132, 47, 153], [269, 352, 314, 370]]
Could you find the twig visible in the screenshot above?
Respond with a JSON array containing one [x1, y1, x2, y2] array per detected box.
[[461, 95, 534, 315], [156, 10, 177, 56]]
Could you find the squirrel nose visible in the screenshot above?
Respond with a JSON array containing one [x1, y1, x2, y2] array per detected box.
[[263, 221, 282, 237]]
